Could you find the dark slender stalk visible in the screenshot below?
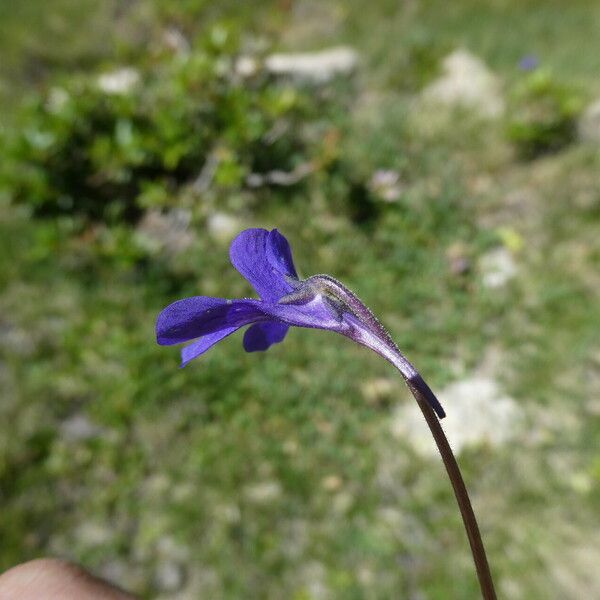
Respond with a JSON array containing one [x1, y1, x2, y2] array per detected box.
[[281, 274, 496, 596], [409, 386, 497, 600]]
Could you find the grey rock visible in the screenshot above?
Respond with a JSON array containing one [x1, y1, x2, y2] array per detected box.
[[480, 247, 517, 289], [155, 561, 186, 593], [244, 480, 282, 504], [60, 414, 104, 442], [75, 521, 113, 547], [391, 376, 522, 456], [234, 56, 259, 78], [265, 47, 358, 83], [368, 170, 404, 202], [422, 49, 504, 118], [578, 99, 600, 142], [206, 212, 242, 243], [136, 209, 193, 256], [97, 68, 140, 95], [0, 324, 36, 357]]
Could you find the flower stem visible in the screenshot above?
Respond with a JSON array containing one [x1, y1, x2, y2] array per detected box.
[[408, 381, 497, 599]]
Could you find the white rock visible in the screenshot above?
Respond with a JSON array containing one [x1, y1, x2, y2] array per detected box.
[[100, 560, 145, 595], [213, 503, 241, 524], [296, 561, 329, 600], [75, 522, 113, 547], [97, 68, 140, 95], [99, 559, 128, 585], [235, 55, 259, 78], [136, 209, 193, 256], [156, 536, 189, 561], [391, 376, 521, 456], [0, 324, 36, 356], [47, 87, 69, 112], [60, 413, 103, 442], [422, 49, 504, 118], [577, 99, 600, 142], [244, 480, 282, 503], [547, 538, 600, 599], [480, 247, 517, 289], [162, 27, 190, 55], [368, 170, 404, 202], [265, 46, 358, 83], [206, 212, 242, 243], [155, 561, 186, 592]]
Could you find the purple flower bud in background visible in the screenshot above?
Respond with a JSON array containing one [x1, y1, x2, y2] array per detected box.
[[156, 228, 446, 418], [518, 54, 538, 71]]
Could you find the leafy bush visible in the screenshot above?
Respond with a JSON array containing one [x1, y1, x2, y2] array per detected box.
[[0, 28, 328, 222], [506, 69, 583, 158]]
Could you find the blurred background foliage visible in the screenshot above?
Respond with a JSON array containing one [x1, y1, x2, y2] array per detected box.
[[1, 0, 599, 598]]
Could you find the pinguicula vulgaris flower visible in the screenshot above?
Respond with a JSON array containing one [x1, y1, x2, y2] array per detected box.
[[156, 227, 445, 419], [156, 227, 497, 598]]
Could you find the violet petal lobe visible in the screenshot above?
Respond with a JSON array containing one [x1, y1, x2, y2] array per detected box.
[[181, 327, 240, 366], [156, 294, 343, 361], [243, 322, 289, 352], [229, 228, 297, 302], [156, 296, 268, 345], [266, 229, 298, 280]]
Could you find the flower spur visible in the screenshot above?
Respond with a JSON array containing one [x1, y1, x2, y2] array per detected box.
[[156, 227, 445, 419]]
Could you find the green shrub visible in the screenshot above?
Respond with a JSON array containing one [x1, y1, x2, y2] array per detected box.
[[506, 69, 583, 158], [0, 29, 325, 222]]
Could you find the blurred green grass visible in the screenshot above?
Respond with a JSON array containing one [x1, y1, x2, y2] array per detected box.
[[1, 1, 599, 598]]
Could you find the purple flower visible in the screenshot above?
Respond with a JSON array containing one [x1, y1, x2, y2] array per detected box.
[[156, 228, 446, 418], [518, 54, 538, 71]]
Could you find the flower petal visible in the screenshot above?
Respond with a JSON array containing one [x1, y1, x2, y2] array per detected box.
[[243, 322, 289, 352], [267, 229, 298, 279], [181, 327, 240, 366], [229, 228, 298, 302], [156, 296, 267, 345]]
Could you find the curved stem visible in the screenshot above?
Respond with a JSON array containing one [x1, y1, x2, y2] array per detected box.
[[284, 274, 496, 596], [408, 379, 497, 600]]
